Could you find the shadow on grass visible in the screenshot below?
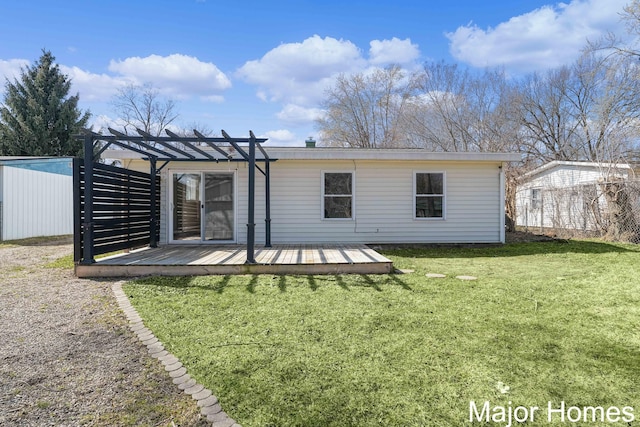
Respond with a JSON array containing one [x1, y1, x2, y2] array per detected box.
[[376, 239, 638, 259], [0, 235, 73, 247], [132, 272, 412, 293]]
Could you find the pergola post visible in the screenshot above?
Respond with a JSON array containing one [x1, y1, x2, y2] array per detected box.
[[246, 134, 257, 264], [265, 159, 271, 247], [81, 134, 95, 264]]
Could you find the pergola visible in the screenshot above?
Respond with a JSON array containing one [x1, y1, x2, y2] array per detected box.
[[76, 128, 274, 266]]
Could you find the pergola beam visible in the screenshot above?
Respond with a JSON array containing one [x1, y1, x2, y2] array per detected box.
[[164, 129, 219, 161], [193, 129, 233, 159], [137, 128, 197, 159], [108, 128, 177, 159]]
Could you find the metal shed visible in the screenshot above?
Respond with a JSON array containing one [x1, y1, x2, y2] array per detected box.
[[0, 157, 74, 241]]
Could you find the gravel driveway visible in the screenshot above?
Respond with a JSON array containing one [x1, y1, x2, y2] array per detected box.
[[0, 237, 208, 426]]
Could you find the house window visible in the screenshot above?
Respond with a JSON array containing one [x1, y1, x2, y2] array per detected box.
[[323, 172, 353, 219], [415, 172, 444, 219], [531, 188, 541, 210]]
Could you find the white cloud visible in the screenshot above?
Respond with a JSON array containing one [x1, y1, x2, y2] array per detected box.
[[61, 66, 129, 101], [239, 35, 364, 85], [447, 0, 629, 73], [276, 104, 324, 126], [0, 59, 29, 92], [369, 38, 420, 65], [108, 54, 232, 100], [262, 129, 299, 146], [237, 35, 423, 132], [237, 35, 366, 105]]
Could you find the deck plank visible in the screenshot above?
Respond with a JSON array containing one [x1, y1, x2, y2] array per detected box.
[[79, 243, 393, 277]]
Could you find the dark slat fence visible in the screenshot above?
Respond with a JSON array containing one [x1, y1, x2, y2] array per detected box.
[[74, 159, 160, 263]]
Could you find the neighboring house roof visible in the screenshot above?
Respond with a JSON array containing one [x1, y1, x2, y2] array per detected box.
[[520, 160, 637, 183], [103, 147, 520, 163]]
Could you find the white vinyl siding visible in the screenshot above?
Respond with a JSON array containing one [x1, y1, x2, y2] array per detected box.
[[1, 165, 73, 240], [515, 162, 636, 231], [128, 158, 503, 245]]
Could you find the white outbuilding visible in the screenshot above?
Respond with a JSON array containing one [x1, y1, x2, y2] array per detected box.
[[0, 157, 74, 241], [515, 160, 640, 232]]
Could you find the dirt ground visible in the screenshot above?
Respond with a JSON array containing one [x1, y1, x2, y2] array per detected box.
[[0, 236, 208, 427]]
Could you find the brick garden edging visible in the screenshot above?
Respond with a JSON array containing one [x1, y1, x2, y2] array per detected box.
[[112, 281, 241, 427]]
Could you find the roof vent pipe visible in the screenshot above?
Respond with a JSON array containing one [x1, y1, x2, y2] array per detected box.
[[305, 137, 316, 148]]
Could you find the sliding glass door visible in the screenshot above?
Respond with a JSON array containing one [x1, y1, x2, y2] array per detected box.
[[204, 173, 234, 241], [172, 173, 201, 241], [171, 172, 235, 243]]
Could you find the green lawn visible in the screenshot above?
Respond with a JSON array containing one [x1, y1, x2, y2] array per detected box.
[[123, 240, 640, 426]]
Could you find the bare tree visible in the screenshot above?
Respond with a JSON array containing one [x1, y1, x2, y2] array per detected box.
[[404, 62, 521, 153], [516, 51, 640, 163], [516, 50, 640, 241], [111, 83, 179, 136], [172, 122, 217, 138], [316, 65, 419, 148], [588, 0, 640, 60]]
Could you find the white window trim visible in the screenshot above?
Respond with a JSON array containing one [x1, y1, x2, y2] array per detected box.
[[413, 171, 446, 220], [321, 170, 355, 221]]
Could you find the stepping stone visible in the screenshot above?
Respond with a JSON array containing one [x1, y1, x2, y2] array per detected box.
[[208, 411, 232, 423], [197, 394, 219, 407], [456, 275, 477, 281], [129, 323, 146, 332], [192, 388, 212, 400], [178, 378, 197, 390], [184, 383, 205, 395], [142, 337, 159, 346], [159, 354, 180, 365], [169, 367, 188, 378], [395, 269, 414, 274], [147, 343, 164, 353], [164, 361, 183, 372], [150, 349, 169, 359], [135, 329, 153, 338], [426, 273, 446, 278], [201, 403, 222, 416], [172, 373, 191, 385]]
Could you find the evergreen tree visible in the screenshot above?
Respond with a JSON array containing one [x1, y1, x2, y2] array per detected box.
[[0, 50, 90, 156]]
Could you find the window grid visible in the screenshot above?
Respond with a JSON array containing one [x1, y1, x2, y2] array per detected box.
[[323, 172, 354, 220], [414, 172, 445, 219]]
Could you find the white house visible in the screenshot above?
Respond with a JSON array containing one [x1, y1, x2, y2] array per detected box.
[[0, 157, 74, 241], [515, 160, 639, 232], [106, 147, 519, 245]]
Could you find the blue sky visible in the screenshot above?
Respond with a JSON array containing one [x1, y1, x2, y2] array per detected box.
[[0, 0, 632, 146]]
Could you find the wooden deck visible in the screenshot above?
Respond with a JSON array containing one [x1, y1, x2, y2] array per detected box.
[[74, 244, 394, 277]]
